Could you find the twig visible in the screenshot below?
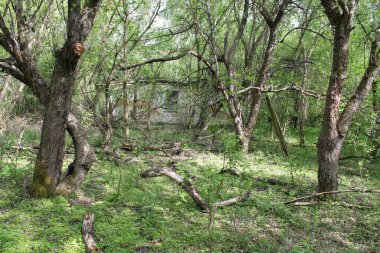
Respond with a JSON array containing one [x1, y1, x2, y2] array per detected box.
[[283, 189, 380, 205]]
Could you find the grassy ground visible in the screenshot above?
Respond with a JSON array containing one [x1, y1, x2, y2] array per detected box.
[[0, 125, 379, 252]]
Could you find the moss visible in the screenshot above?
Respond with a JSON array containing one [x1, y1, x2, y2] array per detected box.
[[30, 159, 55, 198]]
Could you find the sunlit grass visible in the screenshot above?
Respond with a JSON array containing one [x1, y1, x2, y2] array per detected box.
[[0, 126, 379, 252]]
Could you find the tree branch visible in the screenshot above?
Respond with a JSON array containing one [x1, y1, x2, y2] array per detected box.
[[80, 0, 102, 42], [338, 40, 380, 136], [121, 51, 191, 70], [283, 189, 380, 205], [141, 167, 209, 212], [141, 167, 252, 213]]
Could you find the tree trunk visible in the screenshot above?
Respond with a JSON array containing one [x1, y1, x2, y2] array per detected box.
[[131, 87, 138, 121], [317, 136, 343, 192], [266, 95, 289, 156], [55, 113, 97, 195], [246, 28, 278, 141], [317, 1, 353, 193], [123, 10, 130, 137], [103, 84, 113, 155], [299, 96, 307, 146], [0, 0, 102, 198], [31, 45, 81, 197]]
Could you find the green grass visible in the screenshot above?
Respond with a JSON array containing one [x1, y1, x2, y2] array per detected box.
[[0, 126, 379, 252]]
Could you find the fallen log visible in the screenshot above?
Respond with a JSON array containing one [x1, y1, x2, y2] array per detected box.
[[283, 189, 380, 205], [121, 142, 183, 156], [141, 167, 252, 213], [252, 176, 288, 186], [219, 168, 241, 177], [82, 212, 99, 253], [214, 191, 251, 208]]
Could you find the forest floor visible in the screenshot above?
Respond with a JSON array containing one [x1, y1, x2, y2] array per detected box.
[[0, 123, 379, 252]]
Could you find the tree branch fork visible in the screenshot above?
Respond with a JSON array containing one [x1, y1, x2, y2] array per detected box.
[[141, 167, 252, 213]]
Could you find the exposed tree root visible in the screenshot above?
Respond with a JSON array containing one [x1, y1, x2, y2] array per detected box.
[[141, 167, 251, 213], [82, 212, 99, 253], [283, 189, 380, 205]]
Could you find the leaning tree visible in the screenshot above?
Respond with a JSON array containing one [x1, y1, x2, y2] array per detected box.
[[0, 0, 102, 197]]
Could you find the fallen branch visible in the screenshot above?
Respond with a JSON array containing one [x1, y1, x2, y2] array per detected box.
[[135, 239, 163, 251], [141, 168, 209, 212], [339, 155, 379, 160], [214, 191, 251, 208], [82, 212, 99, 253], [10, 146, 75, 154], [292, 201, 320, 206], [252, 176, 288, 186], [283, 189, 380, 205], [141, 167, 252, 213], [121, 142, 183, 156], [219, 168, 241, 177]]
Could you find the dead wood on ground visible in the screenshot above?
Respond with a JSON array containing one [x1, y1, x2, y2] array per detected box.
[[82, 212, 99, 253], [141, 167, 252, 213]]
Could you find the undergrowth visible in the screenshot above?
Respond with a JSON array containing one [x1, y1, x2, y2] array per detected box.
[[0, 126, 379, 252]]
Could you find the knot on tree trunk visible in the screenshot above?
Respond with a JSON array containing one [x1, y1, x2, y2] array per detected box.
[[72, 43, 85, 56]]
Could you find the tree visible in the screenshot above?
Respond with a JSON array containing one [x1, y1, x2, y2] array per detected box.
[[0, 0, 102, 197], [185, 0, 291, 153], [317, 0, 380, 193]]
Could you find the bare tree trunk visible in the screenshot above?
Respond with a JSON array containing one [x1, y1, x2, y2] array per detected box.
[[299, 50, 308, 146], [299, 95, 307, 146], [317, 1, 354, 193], [123, 9, 130, 137], [131, 87, 138, 121], [103, 84, 113, 155], [266, 95, 289, 156], [317, 31, 350, 192], [32, 43, 83, 197]]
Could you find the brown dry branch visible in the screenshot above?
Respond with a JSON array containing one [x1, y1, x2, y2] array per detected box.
[[283, 189, 380, 205], [121, 142, 183, 157], [141, 167, 252, 213]]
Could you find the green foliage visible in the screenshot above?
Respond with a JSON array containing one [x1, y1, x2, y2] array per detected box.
[[0, 126, 379, 252]]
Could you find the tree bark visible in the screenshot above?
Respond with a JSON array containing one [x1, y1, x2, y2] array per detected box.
[[30, 0, 101, 197], [0, 0, 101, 197], [317, 12, 351, 193], [31, 56, 78, 196], [317, 0, 380, 193], [265, 95, 289, 156], [123, 9, 130, 138]]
